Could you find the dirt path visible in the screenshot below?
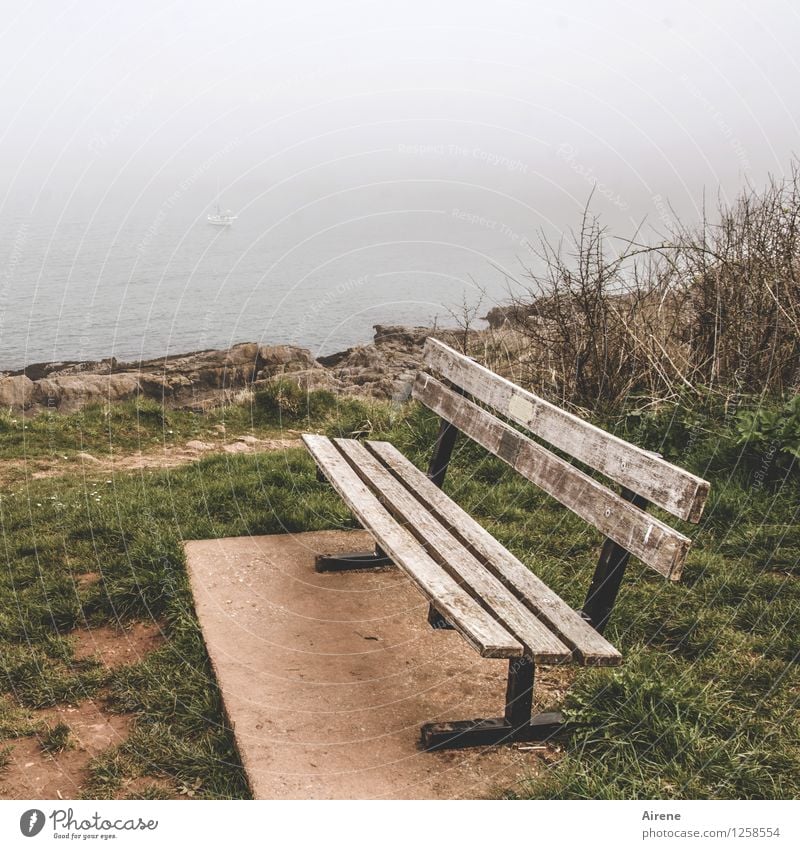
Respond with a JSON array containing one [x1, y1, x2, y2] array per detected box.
[[0, 434, 301, 486]]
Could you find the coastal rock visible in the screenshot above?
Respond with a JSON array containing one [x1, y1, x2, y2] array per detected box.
[[256, 344, 318, 374], [32, 374, 143, 413], [317, 324, 468, 400], [372, 324, 432, 348], [0, 375, 34, 409], [3, 323, 481, 414]]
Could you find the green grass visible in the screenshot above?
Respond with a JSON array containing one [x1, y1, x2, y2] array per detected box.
[[0, 392, 798, 799], [0, 399, 205, 460], [40, 722, 72, 754], [0, 393, 326, 464]]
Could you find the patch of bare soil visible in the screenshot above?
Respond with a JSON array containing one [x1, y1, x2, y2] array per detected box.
[[0, 623, 170, 799], [71, 621, 166, 670], [0, 701, 134, 800], [73, 572, 101, 589]]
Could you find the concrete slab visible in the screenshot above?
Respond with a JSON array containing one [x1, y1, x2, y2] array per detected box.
[[185, 530, 557, 799]]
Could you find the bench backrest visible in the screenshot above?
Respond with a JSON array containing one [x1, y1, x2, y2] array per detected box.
[[412, 338, 711, 582]]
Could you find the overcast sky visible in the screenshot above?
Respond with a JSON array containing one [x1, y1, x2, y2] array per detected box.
[[2, 0, 799, 239]]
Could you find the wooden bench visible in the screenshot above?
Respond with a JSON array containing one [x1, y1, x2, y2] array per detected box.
[[301, 338, 710, 750]]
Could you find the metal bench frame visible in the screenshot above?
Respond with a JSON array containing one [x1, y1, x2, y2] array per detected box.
[[303, 339, 710, 750]]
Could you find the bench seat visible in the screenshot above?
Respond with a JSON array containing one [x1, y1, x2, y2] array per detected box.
[[302, 433, 622, 668]]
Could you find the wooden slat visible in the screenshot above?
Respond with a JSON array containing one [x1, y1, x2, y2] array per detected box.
[[334, 438, 572, 664], [301, 434, 522, 658], [366, 440, 622, 666], [422, 338, 710, 523], [412, 373, 692, 580]]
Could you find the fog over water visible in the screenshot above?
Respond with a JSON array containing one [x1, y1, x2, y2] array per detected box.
[[1, 0, 798, 369]]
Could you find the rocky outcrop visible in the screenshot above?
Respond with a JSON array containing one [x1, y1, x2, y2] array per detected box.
[[0, 375, 35, 409], [32, 374, 143, 413], [483, 304, 535, 329], [317, 325, 479, 400], [1, 326, 475, 415]]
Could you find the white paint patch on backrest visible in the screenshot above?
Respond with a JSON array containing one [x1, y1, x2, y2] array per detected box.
[[508, 393, 534, 424]]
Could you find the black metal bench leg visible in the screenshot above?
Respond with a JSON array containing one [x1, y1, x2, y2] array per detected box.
[[313, 459, 394, 571], [427, 391, 466, 488], [420, 655, 565, 750], [427, 603, 455, 630], [315, 544, 394, 572], [582, 487, 649, 633], [505, 654, 535, 727]]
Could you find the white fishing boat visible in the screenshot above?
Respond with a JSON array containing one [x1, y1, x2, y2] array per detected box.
[[208, 203, 237, 227]]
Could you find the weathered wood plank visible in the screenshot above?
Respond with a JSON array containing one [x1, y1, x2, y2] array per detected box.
[[412, 373, 692, 580], [422, 338, 710, 523], [301, 434, 522, 658], [366, 439, 622, 665], [334, 438, 573, 664]]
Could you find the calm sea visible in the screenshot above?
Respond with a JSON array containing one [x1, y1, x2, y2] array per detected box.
[[1, 201, 535, 372]]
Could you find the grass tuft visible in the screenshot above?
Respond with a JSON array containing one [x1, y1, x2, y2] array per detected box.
[[40, 722, 72, 754]]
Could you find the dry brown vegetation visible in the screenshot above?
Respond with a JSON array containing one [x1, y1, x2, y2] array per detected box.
[[479, 163, 800, 411]]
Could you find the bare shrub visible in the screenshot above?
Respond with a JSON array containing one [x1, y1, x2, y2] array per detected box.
[[493, 163, 800, 411], [666, 164, 800, 397], [498, 204, 677, 410]]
